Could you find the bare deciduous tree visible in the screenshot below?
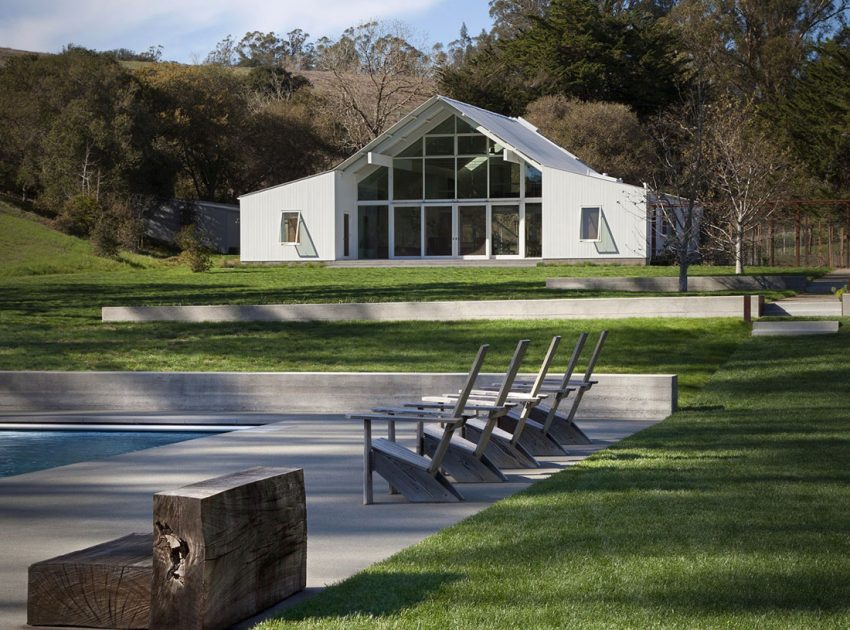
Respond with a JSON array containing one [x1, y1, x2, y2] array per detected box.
[[317, 21, 435, 151], [703, 100, 794, 274], [648, 79, 709, 292]]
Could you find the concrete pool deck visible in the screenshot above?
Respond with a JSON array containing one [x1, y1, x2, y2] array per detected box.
[[0, 414, 658, 629]]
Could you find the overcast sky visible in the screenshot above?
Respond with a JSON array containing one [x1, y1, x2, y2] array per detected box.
[[0, 0, 493, 62]]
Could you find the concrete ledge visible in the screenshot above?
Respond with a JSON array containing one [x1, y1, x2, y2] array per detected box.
[[546, 274, 809, 292], [103, 296, 758, 323], [752, 321, 839, 336], [0, 371, 677, 422], [762, 300, 842, 317]]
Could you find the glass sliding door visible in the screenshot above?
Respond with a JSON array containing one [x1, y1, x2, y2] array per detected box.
[[425, 205, 453, 256], [358, 205, 388, 259], [458, 205, 487, 257], [393, 206, 421, 257], [492, 204, 520, 256], [525, 203, 542, 258]]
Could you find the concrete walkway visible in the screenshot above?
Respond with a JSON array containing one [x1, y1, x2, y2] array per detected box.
[[0, 414, 656, 630], [803, 268, 850, 294], [326, 259, 539, 268], [762, 269, 850, 317]]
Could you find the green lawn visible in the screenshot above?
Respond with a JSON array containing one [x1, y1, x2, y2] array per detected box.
[[0, 201, 148, 277], [5, 199, 847, 625], [0, 199, 808, 405], [255, 324, 850, 629], [0, 317, 748, 404]]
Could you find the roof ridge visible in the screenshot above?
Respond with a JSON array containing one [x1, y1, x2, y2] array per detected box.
[[436, 95, 519, 123]]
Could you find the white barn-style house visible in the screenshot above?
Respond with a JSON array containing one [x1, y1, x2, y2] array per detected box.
[[239, 95, 665, 263]]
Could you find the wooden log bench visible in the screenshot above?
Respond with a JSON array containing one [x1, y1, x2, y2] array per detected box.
[[28, 533, 153, 629], [28, 466, 306, 630]]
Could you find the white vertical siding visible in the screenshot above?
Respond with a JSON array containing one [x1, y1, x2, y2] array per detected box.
[[239, 172, 337, 262], [542, 168, 648, 261], [334, 172, 358, 259]]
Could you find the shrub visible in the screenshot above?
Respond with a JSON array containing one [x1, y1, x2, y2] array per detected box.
[[109, 197, 145, 252], [90, 213, 120, 258], [55, 194, 101, 237], [175, 223, 212, 272]]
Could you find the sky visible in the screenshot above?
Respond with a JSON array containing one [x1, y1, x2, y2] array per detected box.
[[0, 0, 494, 62]]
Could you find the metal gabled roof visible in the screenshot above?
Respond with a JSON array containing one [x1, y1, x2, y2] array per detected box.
[[436, 96, 600, 177], [336, 95, 605, 178]]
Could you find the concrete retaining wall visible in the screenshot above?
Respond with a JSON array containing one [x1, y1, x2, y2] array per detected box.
[[546, 275, 809, 292], [102, 296, 759, 323], [0, 371, 677, 422], [752, 321, 839, 336]]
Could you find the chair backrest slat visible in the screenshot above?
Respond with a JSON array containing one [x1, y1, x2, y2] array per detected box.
[[529, 336, 561, 397], [582, 330, 608, 382], [450, 344, 490, 417], [492, 339, 531, 406], [558, 332, 589, 389]]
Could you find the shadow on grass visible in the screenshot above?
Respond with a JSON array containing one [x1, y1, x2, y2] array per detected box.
[[274, 571, 464, 623]]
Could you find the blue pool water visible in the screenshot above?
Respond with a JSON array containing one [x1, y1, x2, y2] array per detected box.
[[0, 430, 222, 478]]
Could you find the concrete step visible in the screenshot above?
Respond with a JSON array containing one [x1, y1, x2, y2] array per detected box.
[[752, 321, 839, 336], [762, 301, 842, 317]]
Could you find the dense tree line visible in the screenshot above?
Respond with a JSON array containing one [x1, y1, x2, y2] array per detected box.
[[0, 47, 334, 249], [437, 0, 849, 276], [1, 3, 849, 275]]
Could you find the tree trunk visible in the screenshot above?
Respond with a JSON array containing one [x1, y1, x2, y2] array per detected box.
[[735, 222, 745, 274], [678, 259, 689, 292], [806, 220, 813, 265], [794, 214, 800, 266], [769, 220, 775, 266], [844, 203, 850, 267], [828, 223, 834, 267]]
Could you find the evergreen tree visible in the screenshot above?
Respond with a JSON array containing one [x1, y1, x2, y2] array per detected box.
[[777, 31, 850, 195]]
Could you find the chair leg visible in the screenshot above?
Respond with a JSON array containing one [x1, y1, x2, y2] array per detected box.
[[528, 406, 593, 445], [422, 432, 507, 483], [464, 424, 539, 469], [372, 449, 463, 502], [498, 414, 568, 456]]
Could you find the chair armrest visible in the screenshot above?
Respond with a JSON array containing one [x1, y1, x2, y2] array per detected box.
[[535, 386, 576, 395], [410, 399, 517, 413], [347, 412, 465, 424], [432, 390, 545, 403], [371, 406, 466, 417]]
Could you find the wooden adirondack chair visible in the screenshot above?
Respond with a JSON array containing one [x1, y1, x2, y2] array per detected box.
[[348, 344, 491, 504], [472, 334, 575, 457], [418, 339, 533, 480], [490, 333, 585, 454], [434, 335, 576, 459], [526, 330, 608, 445]]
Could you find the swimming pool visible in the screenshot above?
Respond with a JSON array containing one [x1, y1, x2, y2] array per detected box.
[[0, 429, 226, 478]]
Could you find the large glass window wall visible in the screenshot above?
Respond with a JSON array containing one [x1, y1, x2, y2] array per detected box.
[[355, 115, 544, 259]]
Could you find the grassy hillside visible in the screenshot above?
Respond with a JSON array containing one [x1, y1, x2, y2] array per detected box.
[[0, 200, 160, 277], [0, 47, 49, 66]]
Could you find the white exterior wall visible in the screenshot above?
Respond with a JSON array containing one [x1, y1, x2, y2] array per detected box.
[[334, 171, 358, 260], [239, 172, 337, 262], [541, 168, 648, 261]]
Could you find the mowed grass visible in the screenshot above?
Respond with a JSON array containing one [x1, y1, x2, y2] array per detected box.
[[0, 201, 139, 277], [0, 316, 748, 404], [255, 325, 850, 630], [0, 200, 801, 404]]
